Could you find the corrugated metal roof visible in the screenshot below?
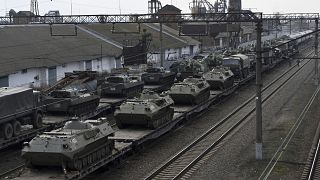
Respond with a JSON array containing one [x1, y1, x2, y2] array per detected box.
[[0, 23, 200, 77], [0, 24, 122, 76], [82, 23, 200, 52]]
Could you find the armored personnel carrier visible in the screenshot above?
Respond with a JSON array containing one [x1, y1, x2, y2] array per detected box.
[[43, 88, 100, 116], [141, 67, 176, 90], [99, 74, 144, 98], [21, 117, 115, 171], [203, 66, 234, 90], [114, 90, 174, 129], [168, 77, 210, 105]]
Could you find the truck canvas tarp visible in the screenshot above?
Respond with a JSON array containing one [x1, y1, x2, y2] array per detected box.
[[0, 87, 34, 119]]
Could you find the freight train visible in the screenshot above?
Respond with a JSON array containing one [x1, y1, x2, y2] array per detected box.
[[0, 30, 315, 180]]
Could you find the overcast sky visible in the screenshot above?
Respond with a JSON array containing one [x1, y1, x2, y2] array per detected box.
[[0, 0, 319, 16]]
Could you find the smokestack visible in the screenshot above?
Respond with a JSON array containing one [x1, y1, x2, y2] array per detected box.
[[228, 0, 242, 12]]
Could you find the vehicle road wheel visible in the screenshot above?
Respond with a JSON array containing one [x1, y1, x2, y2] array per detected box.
[[2, 123, 13, 140], [33, 114, 43, 129], [82, 157, 87, 167], [74, 160, 82, 170], [88, 154, 93, 164], [13, 121, 22, 137]]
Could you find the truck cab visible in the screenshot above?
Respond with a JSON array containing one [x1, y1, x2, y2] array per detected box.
[[222, 54, 250, 79]]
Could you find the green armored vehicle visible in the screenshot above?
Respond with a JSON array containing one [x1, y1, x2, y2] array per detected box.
[[114, 90, 174, 129], [203, 66, 234, 90], [0, 87, 43, 139], [43, 89, 100, 116], [141, 67, 176, 85], [141, 67, 176, 91], [21, 117, 115, 171], [169, 77, 210, 105], [170, 59, 209, 82], [99, 74, 144, 98]]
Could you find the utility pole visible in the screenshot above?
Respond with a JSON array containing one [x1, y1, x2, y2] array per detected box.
[[255, 20, 263, 160], [160, 22, 164, 67], [315, 18, 319, 85], [70, 0, 73, 15], [289, 20, 292, 35]]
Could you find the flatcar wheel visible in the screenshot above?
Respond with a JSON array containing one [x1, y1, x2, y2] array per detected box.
[[13, 121, 22, 137], [2, 123, 13, 140]]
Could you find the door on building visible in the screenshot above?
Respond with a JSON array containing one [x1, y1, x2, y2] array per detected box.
[[85, 60, 92, 71], [189, 45, 194, 56], [48, 67, 57, 85], [0, 76, 9, 87]]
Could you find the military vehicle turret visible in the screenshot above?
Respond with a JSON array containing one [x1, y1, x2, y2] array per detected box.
[[43, 88, 100, 116], [203, 66, 234, 90], [170, 59, 209, 82], [141, 67, 176, 90], [114, 90, 174, 129], [168, 77, 210, 105], [21, 117, 115, 171], [98, 74, 144, 98]]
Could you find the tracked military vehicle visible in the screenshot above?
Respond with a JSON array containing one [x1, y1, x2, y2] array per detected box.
[[114, 90, 174, 129], [203, 66, 235, 90], [21, 117, 115, 171], [43, 88, 100, 116], [99, 74, 144, 98], [141, 67, 176, 90], [169, 77, 210, 105], [170, 59, 209, 82]]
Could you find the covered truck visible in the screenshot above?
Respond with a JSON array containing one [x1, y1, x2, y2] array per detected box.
[[222, 54, 251, 79], [0, 87, 43, 139]]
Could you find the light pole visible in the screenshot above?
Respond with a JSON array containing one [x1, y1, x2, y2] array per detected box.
[[70, 0, 73, 15], [256, 20, 263, 160]]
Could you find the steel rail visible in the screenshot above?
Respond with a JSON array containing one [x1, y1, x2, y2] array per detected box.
[[306, 131, 320, 180], [145, 49, 315, 180], [260, 81, 320, 180], [0, 164, 25, 179]]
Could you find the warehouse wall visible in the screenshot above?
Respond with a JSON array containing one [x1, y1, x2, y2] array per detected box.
[[148, 44, 201, 70], [7, 56, 119, 88], [9, 68, 44, 88]]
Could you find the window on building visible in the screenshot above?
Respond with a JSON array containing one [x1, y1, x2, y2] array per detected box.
[[21, 69, 28, 74]]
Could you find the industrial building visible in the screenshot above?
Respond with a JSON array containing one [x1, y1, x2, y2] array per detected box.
[[0, 23, 200, 88]]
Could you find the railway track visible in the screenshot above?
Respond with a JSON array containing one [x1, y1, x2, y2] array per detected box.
[[260, 78, 320, 180], [300, 87, 320, 180], [1, 39, 316, 180], [144, 50, 316, 180], [0, 164, 25, 179]]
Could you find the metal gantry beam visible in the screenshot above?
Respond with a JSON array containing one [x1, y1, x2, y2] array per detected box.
[[263, 13, 320, 21], [0, 12, 262, 25]]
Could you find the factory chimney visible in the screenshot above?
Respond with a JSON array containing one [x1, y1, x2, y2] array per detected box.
[[228, 0, 241, 12]]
